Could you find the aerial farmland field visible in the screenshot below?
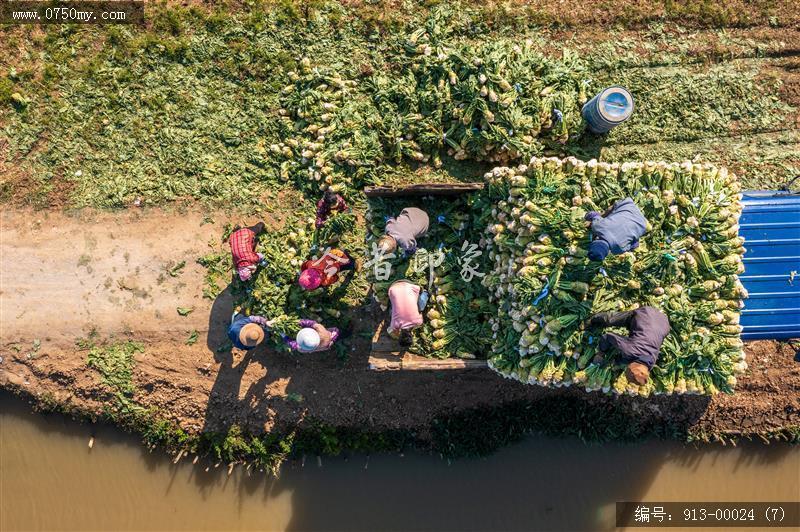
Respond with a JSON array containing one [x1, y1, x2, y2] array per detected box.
[[1, 2, 798, 530]]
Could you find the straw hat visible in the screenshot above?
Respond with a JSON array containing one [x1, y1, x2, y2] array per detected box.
[[239, 323, 265, 348], [378, 235, 397, 254]]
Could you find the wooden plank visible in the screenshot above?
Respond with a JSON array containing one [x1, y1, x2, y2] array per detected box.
[[369, 318, 488, 371], [400, 354, 488, 370], [369, 353, 403, 371], [369, 351, 488, 371], [364, 182, 484, 198]]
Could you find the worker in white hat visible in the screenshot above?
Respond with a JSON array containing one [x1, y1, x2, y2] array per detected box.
[[283, 319, 339, 353], [227, 312, 273, 350]]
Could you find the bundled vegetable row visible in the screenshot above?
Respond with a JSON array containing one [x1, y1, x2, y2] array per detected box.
[[271, 58, 384, 195], [371, 9, 587, 165], [478, 157, 747, 396], [270, 8, 587, 195], [366, 197, 494, 359]]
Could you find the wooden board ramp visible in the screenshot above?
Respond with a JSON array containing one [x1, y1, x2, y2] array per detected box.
[[369, 319, 488, 371], [364, 182, 484, 198]]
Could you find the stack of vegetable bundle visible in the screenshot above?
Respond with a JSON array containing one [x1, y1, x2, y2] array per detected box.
[[366, 196, 494, 359], [272, 7, 588, 195], [271, 58, 384, 195], [479, 157, 747, 396], [370, 9, 588, 165]]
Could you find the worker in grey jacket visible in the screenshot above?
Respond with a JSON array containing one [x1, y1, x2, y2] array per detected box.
[[589, 306, 670, 385], [585, 197, 647, 262], [378, 207, 429, 256]]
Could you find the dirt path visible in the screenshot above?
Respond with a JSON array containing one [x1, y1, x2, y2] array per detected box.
[[1, 208, 798, 440], [0, 208, 221, 345]]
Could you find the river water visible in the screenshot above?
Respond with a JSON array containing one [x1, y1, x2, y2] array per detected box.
[[1, 394, 798, 531]]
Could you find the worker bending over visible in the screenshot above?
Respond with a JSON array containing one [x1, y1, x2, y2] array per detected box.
[[284, 319, 339, 353], [230, 222, 266, 281], [585, 198, 647, 262], [378, 207, 429, 256], [228, 312, 272, 350], [315, 189, 349, 228], [589, 306, 670, 385], [298, 247, 356, 291], [386, 280, 425, 348]]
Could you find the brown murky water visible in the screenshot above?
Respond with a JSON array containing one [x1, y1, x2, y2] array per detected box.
[[1, 394, 798, 531]]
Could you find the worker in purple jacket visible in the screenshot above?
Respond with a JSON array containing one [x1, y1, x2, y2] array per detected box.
[[378, 207, 429, 256], [589, 306, 670, 385], [585, 197, 647, 262], [315, 189, 349, 228], [283, 319, 340, 353]]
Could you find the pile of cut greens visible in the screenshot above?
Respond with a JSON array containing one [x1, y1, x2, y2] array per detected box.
[[479, 157, 747, 396], [366, 196, 493, 359]]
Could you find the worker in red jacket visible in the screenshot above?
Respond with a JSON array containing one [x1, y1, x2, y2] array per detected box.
[[298, 248, 356, 291], [229, 222, 266, 282]]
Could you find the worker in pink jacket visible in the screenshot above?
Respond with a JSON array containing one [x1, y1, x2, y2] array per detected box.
[[386, 280, 425, 348]]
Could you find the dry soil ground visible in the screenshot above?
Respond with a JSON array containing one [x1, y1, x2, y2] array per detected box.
[[1, 208, 798, 440]]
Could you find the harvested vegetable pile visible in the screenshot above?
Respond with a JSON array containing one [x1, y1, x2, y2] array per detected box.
[[201, 211, 368, 358], [366, 196, 493, 359], [271, 8, 587, 195], [479, 157, 748, 396]]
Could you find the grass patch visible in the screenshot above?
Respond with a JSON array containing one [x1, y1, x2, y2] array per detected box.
[[87, 341, 143, 397]]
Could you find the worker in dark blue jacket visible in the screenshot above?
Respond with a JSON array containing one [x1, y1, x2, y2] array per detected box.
[[228, 313, 272, 350], [589, 306, 670, 385], [585, 197, 647, 262]]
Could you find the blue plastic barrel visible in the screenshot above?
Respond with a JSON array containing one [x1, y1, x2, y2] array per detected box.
[[581, 86, 634, 134], [739, 190, 800, 340]]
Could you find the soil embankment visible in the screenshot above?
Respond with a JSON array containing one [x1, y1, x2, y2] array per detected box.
[[1, 208, 798, 443]]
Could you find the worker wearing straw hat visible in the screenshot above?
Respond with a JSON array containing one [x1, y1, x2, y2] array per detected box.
[[585, 197, 647, 262], [283, 319, 339, 353], [228, 312, 272, 351]]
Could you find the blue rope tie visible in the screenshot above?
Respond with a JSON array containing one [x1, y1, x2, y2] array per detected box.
[[532, 281, 550, 306]]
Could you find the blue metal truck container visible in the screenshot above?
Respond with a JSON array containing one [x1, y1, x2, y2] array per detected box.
[[739, 191, 800, 340]]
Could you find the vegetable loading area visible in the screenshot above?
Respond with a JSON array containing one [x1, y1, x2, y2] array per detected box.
[[363, 158, 794, 401]]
